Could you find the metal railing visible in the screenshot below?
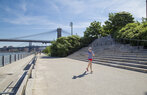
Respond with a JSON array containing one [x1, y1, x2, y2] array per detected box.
[[115, 38, 147, 49], [90, 36, 147, 50], [0, 53, 33, 67], [0, 56, 37, 95]]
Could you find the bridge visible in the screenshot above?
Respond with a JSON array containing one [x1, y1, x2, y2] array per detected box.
[[0, 28, 71, 52], [0, 39, 51, 43], [0, 28, 70, 43]]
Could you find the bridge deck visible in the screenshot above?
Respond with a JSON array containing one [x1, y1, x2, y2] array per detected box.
[[0, 39, 51, 43], [31, 54, 147, 95]]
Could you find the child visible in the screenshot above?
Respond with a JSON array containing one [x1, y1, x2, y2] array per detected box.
[[86, 47, 95, 73]]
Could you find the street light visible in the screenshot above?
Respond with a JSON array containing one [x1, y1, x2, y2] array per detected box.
[[70, 22, 73, 35]]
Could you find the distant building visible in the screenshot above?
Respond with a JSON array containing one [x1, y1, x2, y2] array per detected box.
[[2, 46, 8, 51], [24, 48, 29, 52]]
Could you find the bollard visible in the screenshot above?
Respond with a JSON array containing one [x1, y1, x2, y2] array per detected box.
[[15, 54, 16, 61], [9, 55, 11, 64], [2, 56, 4, 66], [21, 54, 22, 59], [18, 54, 19, 60]]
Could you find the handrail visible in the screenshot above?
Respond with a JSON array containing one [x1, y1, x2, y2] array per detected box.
[[16, 56, 37, 95], [116, 38, 147, 42], [0, 55, 37, 95]]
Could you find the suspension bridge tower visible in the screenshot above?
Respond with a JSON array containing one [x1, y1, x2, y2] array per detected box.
[[29, 42, 32, 52], [57, 28, 62, 38]]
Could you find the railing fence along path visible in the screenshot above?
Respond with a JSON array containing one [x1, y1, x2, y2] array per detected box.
[[0, 53, 33, 67], [0, 56, 37, 95]]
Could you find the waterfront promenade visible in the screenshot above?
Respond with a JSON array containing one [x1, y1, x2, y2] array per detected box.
[[31, 54, 147, 95]]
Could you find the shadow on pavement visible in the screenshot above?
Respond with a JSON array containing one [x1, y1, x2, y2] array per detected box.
[[145, 92, 147, 95], [40, 56, 62, 59], [72, 71, 89, 79]]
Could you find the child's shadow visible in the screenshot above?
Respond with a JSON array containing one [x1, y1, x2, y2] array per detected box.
[[72, 71, 89, 79]]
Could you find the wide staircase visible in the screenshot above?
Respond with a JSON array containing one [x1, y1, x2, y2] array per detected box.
[[68, 36, 147, 73]]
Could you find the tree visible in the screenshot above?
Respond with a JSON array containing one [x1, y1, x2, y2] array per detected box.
[[142, 17, 147, 23], [51, 37, 71, 57], [42, 46, 51, 55], [84, 21, 103, 38], [67, 35, 81, 53], [104, 11, 134, 37], [117, 23, 140, 39], [137, 22, 147, 40], [50, 35, 82, 57]]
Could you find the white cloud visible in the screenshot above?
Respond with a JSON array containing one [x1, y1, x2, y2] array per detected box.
[[74, 22, 90, 29], [3, 15, 55, 25], [55, 0, 145, 20], [108, 0, 146, 18], [21, 2, 27, 12], [54, 0, 86, 14], [50, 2, 60, 13], [1, 0, 145, 30]]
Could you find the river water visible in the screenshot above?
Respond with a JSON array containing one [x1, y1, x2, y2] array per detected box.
[[0, 52, 30, 67]]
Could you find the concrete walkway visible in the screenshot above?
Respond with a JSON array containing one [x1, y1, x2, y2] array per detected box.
[[32, 55, 147, 95]]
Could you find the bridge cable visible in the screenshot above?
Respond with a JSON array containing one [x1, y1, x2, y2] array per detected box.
[[11, 29, 56, 39]]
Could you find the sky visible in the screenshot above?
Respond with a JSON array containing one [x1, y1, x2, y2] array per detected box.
[[0, 0, 146, 47]]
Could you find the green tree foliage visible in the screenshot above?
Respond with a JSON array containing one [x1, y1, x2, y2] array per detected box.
[[50, 35, 81, 57], [42, 46, 51, 55], [80, 37, 96, 47], [142, 17, 147, 23], [137, 22, 147, 40], [67, 35, 81, 53], [116, 23, 140, 39], [102, 21, 111, 35], [116, 22, 147, 46], [84, 21, 105, 38], [50, 37, 70, 57], [117, 22, 147, 40], [104, 11, 134, 37]]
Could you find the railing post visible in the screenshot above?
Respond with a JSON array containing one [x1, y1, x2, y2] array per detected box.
[[2, 56, 4, 66], [18, 54, 19, 60], [15, 54, 16, 61], [9, 55, 11, 64]]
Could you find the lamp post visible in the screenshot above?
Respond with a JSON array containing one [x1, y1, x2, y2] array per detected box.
[[146, 0, 147, 18], [70, 22, 73, 35]]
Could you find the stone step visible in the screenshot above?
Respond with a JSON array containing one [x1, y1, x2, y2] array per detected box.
[[98, 50, 147, 54], [70, 53, 147, 58], [68, 56, 147, 68], [71, 49, 147, 54], [69, 55, 147, 60], [96, 56, 147, 62], [68, 58, 147, 73], [95, 61, 147, 73], [97, 54, 147, 58], [93, 59, 147, 69]]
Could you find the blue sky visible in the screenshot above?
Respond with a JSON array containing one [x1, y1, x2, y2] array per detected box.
[[0, 0, 146, 47]]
